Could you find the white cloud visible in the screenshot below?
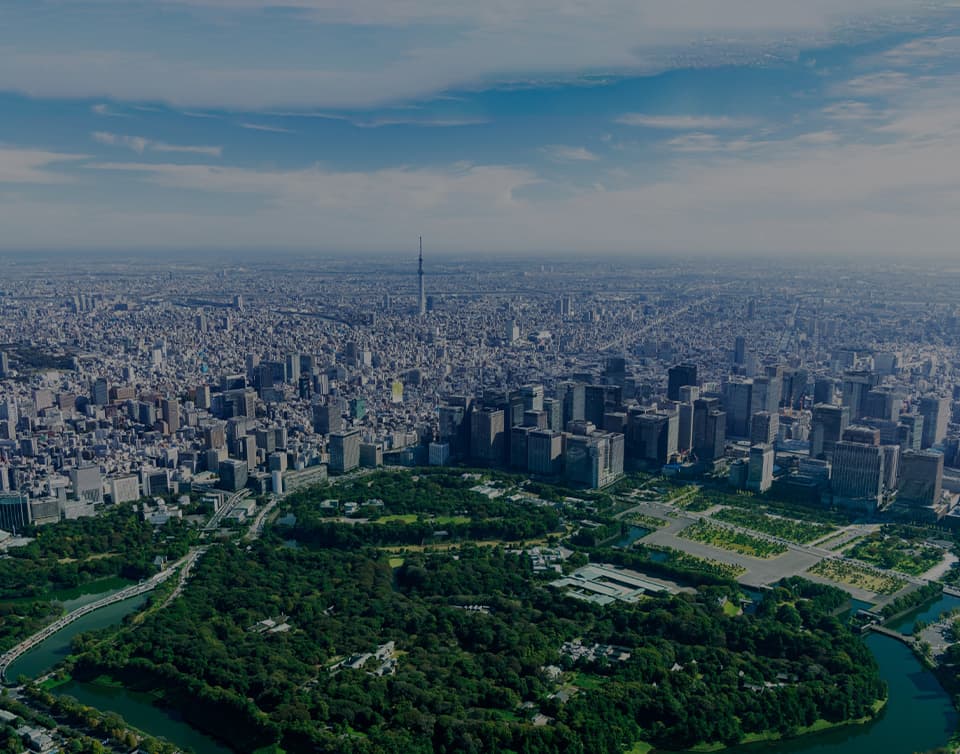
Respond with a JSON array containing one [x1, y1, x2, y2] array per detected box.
[[821, 100, 887, 121], [92, 131, 222, 157], [239, 122, 296, 133], [47, 113, 955, 257], [541, 145, 599, 161], [91, 103, 128, 117], [86, 160, 539, 215], [616, 114, 754, 129], [0, 1, 946, 109], [0, 147, 87, 184]]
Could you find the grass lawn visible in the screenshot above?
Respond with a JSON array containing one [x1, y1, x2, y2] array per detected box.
[[846, 533, 944, 576], [571, 672, 607, 690], [373, 514, 472, 525], [388, 556, 405, 568]]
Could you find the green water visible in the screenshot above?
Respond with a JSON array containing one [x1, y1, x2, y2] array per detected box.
[[57, 678, 235, 754], [720, 635, 957, 754], [6, 594, 148, 681], [887, 593, 960, 634], [56, 578, 134, 612], [616, 525, 651, 548]]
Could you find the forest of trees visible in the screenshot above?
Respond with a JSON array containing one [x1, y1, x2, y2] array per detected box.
[[69, 536, 886, 753], [0, 509, 195, 652]]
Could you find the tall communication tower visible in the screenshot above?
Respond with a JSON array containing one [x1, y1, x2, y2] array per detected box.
[[418, 236, 426, 316]]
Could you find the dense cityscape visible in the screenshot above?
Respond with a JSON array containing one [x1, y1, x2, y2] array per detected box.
[[2, 254, 960, 753], [0, 255, 958, 525]]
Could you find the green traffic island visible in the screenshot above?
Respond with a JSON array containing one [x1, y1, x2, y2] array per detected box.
[[844, 525, 947, 577], [678, 521, 788, 559], [59, 530, 887, 754], [710, 507, 837, 545], [806, 559, 906, 596]]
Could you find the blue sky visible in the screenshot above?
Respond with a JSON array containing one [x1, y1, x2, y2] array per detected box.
[[2, 0, 960, 256]]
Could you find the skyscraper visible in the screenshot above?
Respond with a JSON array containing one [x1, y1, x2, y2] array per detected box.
[[747, 444, 774, 493], [418, 236, 426, 317], [897, 450, 944, 512], [667, 363, 698, 402], [329, 429, 361, 474], [919, 396, 949, 449], [810, 404, 849, 460], [723, 379, 753, 438], [832, 428, 885, 512], [470, 408, 505, 466]]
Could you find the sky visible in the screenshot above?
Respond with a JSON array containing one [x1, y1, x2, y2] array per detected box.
[[2, 1, 960, 257]]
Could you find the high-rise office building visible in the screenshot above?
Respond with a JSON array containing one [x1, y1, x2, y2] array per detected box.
[[161, 397, 180, 434], [678, 402, 695, 453], [329, 429, 361, 474], [667, 364, 698, 402], [0, 493, 32, 533], [542, 398, 562, 431], [0, 351, 9, 378], [584, 384, 622, 428], [285, 353, 301, 384], [312, 402, 343, 435], [527, 429, 563, 476], [746, 444, 774, 493], [510, 425, 534, 469], [841, 371, 879, 421], [505, 319, 520, 344], [733, 336, 747, 365], [723, 379, 753, 438], [810, 404, 849, 460], [813, 377, 837, 406], [520, 384, 545, 413], [557, 381, 586, 426], [897, 450, 944, 511], [863, 388, 900, 423], [750, 411, 779, 446], [91, 377, 110, 406], [832, 435, 885, 512], [564, 431, 624, 489], [750, 376, 781, 416], [919, 396, 950, 449], [692, 398, 725, 462], [470, 408, 505, 466], [219, 459, 248, 492], [603, 357, 627, 388], [627, 409, 678, 465], [70, 465, 103, 503], [898, 414, 924, 452]]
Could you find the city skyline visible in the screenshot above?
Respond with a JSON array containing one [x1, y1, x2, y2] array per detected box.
[[2, 2, 960, 254]]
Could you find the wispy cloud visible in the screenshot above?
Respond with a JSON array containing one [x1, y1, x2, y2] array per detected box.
[[239, 122, 296, 133], [541, 144, 598, 161], [91, 103, 127, 118], [92, 131, 222, 157], [821, 101, 888, 122], [0, 147, 87, 184], [615, 114, 754, 130]]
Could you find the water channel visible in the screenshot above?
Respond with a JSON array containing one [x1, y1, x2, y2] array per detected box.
[[7, 588, 959, 754]]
